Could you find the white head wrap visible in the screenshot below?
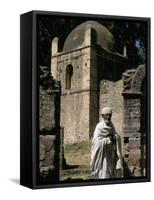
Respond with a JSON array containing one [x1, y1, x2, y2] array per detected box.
[[101, 107, 112, 115]]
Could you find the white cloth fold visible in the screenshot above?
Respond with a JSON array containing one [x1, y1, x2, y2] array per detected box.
[[90, 119, 123, 179]]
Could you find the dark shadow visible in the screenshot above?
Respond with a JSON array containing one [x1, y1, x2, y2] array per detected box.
[[61, 156, 79, 170], [61, 178, 85, 182], [9, 178, 20, 185], [123, 159, 134, 177], [63, 164, 79, 170]]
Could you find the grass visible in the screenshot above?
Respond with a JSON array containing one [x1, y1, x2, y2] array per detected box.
[[60, 140, 94, 181], [64, 140, 90, 152]]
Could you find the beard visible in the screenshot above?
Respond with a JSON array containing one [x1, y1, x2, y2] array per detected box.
[[104, 119, 111, 125]]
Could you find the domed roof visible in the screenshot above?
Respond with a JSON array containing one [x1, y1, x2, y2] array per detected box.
[[63, 21, 115, 52]]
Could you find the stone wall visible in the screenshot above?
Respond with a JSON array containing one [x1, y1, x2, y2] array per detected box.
[[39, 87, 57, 131], [56, 47, 92, 143], [39, 66, 61, 184], [99, 79, 124, 138], [123, 98, 141, 134], [61, 91, 90, 143], [50, 26, 130, 144], [52, 45, 128, 143], [39, 135, 59, 183], [122, 65, 146, 177], [56, 48, 91, 91], [123, 96, 142, 176], [89, 47, 99, 138]]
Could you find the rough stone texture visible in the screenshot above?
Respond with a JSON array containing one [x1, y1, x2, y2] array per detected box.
[[122, 64, 145, 93], [57, 47, 91, 92], [131, 64, 145, 93], [63, 21, 115, 52], [39, 88, 56, 130], [39, 65, 60, 90], [123, 97, 142, 177], [124, 137, 142, 176], [123, 98, 141, 134], [51, 23, 129, 144], [99, 79, 124, 138], [58, 47, 91, 143], [122, 69, 136, 91], [89, 47, 99, 137], [55, 45, 99, 143], [49, 21, 147, 178], [39, 66, 60, 131], [39, 66, 61, 183], [61, 91, 90, 143], [122, 64, 146, 177], [39, 135, 56, 177]]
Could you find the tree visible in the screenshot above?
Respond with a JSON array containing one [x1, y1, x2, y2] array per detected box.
[[39, 16, 147, 68]]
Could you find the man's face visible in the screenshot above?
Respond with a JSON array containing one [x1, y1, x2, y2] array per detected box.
[[102, 113, 112, 125]]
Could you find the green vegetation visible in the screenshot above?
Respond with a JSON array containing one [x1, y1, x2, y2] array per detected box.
[[64, 140, 90, 152], [60, 140, 94, 181]]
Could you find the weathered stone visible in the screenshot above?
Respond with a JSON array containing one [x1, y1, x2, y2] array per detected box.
[[39, 66, 61, 132], [39, 135, 57, 179], [62, 21, 115, 53], [40, 135, 55, 151], [99, 79, 124, 138], [48, 21, 147, 179], [39, 65, 60, 90], [122, 69, 136, 91], [39, 65, 61, 183], [40, 166, 55, 178], [122, 64, 145, 93], [131, 64, 145, 93], [51, 22, 129, 143], [40, 143, 45, 161]]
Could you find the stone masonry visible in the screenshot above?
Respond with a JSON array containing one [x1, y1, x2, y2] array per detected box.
[[122, 64, 146, 177], [51, 21, 130, 144], [49, 20, 147, 178], [39, 66, 61, 184]]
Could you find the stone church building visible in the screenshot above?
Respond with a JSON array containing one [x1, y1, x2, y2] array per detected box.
[[36, 20, 147, 178], [51, 20, 142, 142], [50, 21, 146, 176], [38, 18, 147, 181]]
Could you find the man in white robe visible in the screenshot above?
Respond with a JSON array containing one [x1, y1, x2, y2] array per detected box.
[[90, 107, 123, 179]]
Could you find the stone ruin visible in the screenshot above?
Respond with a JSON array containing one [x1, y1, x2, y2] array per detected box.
[[39, 65, 61, 184], [39, 21, 147, 180], [122, 64, 146, 177], [51, 21, 130, 144]]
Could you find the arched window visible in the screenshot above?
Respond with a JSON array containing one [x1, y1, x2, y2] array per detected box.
[[66, 64, 73, 89]]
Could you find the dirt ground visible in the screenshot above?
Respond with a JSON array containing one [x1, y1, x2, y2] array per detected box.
[[60, 140, 94, 181], [60, 139, 124, 180]]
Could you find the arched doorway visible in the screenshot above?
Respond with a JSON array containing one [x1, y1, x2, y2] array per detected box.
[[66, 64, 73, 89]]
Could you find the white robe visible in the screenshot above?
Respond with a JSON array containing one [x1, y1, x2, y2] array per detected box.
[[90, 119, 123, 179]]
